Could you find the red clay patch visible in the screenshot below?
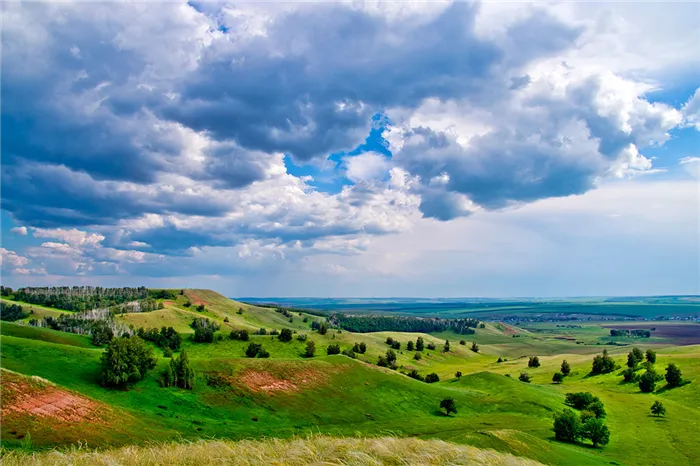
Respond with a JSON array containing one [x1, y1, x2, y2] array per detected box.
[[184, 290, 207, 306], [238, 367, 329, 394], [1, 373, 105, 424]]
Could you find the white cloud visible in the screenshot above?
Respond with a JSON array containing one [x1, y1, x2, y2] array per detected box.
[[679, 157, 700, 178], [10, 226, 27, 236], [682, 88, 700, 130], [344, 152, 391, 182]]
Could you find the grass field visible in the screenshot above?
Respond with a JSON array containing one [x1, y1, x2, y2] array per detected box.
[[1, 290, 698, 465]]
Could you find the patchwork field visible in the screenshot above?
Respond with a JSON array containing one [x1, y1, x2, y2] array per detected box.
[[1, 289, 698, 465]]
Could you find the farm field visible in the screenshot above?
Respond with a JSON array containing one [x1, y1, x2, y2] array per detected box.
[[1, 289, 699, 465]]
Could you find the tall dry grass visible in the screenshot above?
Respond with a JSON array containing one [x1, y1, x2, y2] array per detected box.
[[1, 435, 542, 465]]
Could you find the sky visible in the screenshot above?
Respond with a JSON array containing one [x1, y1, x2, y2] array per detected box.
[[1, 1, 699, 298]]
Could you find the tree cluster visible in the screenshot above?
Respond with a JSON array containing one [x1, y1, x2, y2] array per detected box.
[[326, 343, 341, 355], [14, 286, 150, 311], [245, 343, 270, 358], [591, 349, 616, 375], [610, 329, 651, 338], [553, 409, 610, 448], [278, 328, 293, 342], [229, 329, 250, 341], [0, 302, 28, 321], [329, 314, 479, 335], [136, 326, 182, 351], [191, 318, 220, 343], [528, 356, 540, 368], [100, 336, 157, 387], [162, 350, 195, 389], [377, 349, 397, 369]]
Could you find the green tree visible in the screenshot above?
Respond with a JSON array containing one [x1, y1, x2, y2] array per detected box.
[[588, 400, 606, 418], [665, 363, 683, 387], [414, 352, 422, 361], [639, 369, 657, 393], [245, 343, 262, 358], [406, 370, 424, 381], [627, 350, 642, 368], [561, 360, 571, 375], [442, 340, 450, 353], [455, 371, 462, 379], [591, 350, 616, 374], [622, 367, 637, 383], [581, 418, 610, 448], [163, 350, 195, 389], [440, 397, 457, 416], [406, 341, 415, 351], [100, 336, 157, 388], [553, 409, 581, 443], [304, 340, 316, 358], [459, 340, 466, 345], [326, 344, 341, 355], [470, 342, 479, 353], [359, 342, 367, 354], [552, 372, 564, 384], [528, 356, 540, 368], [427, 342, 437, 350], [385, 337, 394, 345], [497, 357, 503, 363], [650, 401, 666, 417], [318, 323, 328, 335], [278, 328, 293, 342], [416, 337, 425, 351], [646, 349, 657, 364], [385, 349, 397, 366], [91, 320, 114, 346], [425, 373, 440, 383], [519, 372, 531, 383]]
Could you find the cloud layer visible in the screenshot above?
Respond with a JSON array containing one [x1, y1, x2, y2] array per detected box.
[[1, 1, 698, 292]]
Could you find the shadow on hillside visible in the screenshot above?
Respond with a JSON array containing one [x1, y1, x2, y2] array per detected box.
[[654, 380, 691, 394]]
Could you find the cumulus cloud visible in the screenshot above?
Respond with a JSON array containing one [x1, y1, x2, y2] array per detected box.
[[10, 226, 28, 236], [0, 1, 695, 283]]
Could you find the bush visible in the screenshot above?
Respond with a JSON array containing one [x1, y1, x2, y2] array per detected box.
[[580, 418, 610, 448], [455, 371, 462, 379], [391, 340, 401, 350], [304, 340, 316, 358], [196, 304, 205, 312], [591, 350, 616, 374], [646, 349, 657, 364], [561, 360, 571, 375], [406, 341, 415, 351], [230, 329, 249, 341], [459, 340, 466, 345], [326, 344, 341, 355], [297, 333, 308, 342], [565, 392, 600, 411], [442, 340, 450, 353], [414, 352, 422, 361], [528, 356, 540, 368], [318, 323, 328, 335], [470, 342, 479, 353], [191, 318, 219, 343], [407, 369, 424, 381], [163, 350, 195, 389], [552, 372, 564, 384], [91, 320, 114, 346], [622, 367, 637, 383], [497, 357, 503, 363], [425, 373, 440, 383], [519, 372, 531, 383], [0, 302, 28, 321], [665, 363, 682, 387], [627, 348, 643, 368], [258, 348, 270, 358], [588, 401, 606, 418], [278, 328, 293, 342], [183, 301, 192, 308], [245, 343, 262, 358], [426, 342, 437, 351], [650, 400, 666, 417], [100, 337, 157, 387], [385, 337, 394, 345], [440, 397, 457, 416], [385, 349, 397, 366], [416, 337, 425, 351], [639, 370, 658, 393], [163, 347, 173, 358], [553, 409, 581, 443]]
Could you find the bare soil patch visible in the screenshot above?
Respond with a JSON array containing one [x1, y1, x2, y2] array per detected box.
[[238, 367, 329, 394], [1, 371, 105, 424], [184, 290, 207, 306]]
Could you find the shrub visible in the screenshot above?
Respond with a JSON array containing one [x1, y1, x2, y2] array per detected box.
[[553, 409, 581, 443], [196, 304, 205, 312], [665, 363, 682, 387], [91, 320, 114, 346], [426, 342, 437, 351], [639, 370, 657, 393], [223, 317, 229, 323], [407, 369, 424, 381], [278, 328, 293, 342], [245, 343, 263, 358], [385, 349, 397, 366], [414, 352, 422, 361], [416, 337, 425, 351], [646, 349, 657, 364], [580, 418, 610, 448], [442, 340, 450, 353], [470, 342, 479, 353], [341, 348, 356, 358], [304, 340, 316, 358], [459, 340, 466, 345], [561, 360, 571, 375], [552, 372, 564, 384], [528, 356, 540, 368], [497, 357, 503, 363], [230, 329, 249, 341], [100, 336, 157, 387], [297, 333, 308, 342], [191, 318, 219, 343], [258, 348, 270, 358], [588, 401, 606, 419], [183, 301, 192, 308], [391, 340, 401, 350], [622, 367, 637, 383], [591, 350, 616, 374], [425, 373, 440, 383], [406, 341, 415, 351], [455, 371, 462, 379], [565, 392, 600, 411], [440, 397, 457, 416], [326, 344, 341, 355], [318, 323, 328, 335], [650, 401, 666, 417], [385, 337, 394, 346], [627, 349, 643, 368], [519, 372, 531, 383]]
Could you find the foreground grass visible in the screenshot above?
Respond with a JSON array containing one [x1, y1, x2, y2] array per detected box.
[[0, 435, 542, 466]]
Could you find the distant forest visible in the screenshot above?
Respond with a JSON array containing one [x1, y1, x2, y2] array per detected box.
[[2, 286, 175, 312], [330, 314, 481, 334]]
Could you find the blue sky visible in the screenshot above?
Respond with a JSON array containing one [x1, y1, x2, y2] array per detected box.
[[1, 1, 698, 297]]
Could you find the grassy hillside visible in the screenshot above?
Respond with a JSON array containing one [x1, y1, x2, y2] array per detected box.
[[2, 289, 699, 465], [1, 435, 543, 466]]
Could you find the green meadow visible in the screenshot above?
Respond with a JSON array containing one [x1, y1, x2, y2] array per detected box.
[[1, 290, 699, 465]]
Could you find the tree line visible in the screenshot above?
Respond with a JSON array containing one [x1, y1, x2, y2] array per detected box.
[[610, 329, 651, 338], [11, 286, 153, 311], [329, 314, 480, 334]]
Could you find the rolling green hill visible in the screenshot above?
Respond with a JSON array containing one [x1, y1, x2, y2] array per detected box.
[[1, 289, 698, 465]]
